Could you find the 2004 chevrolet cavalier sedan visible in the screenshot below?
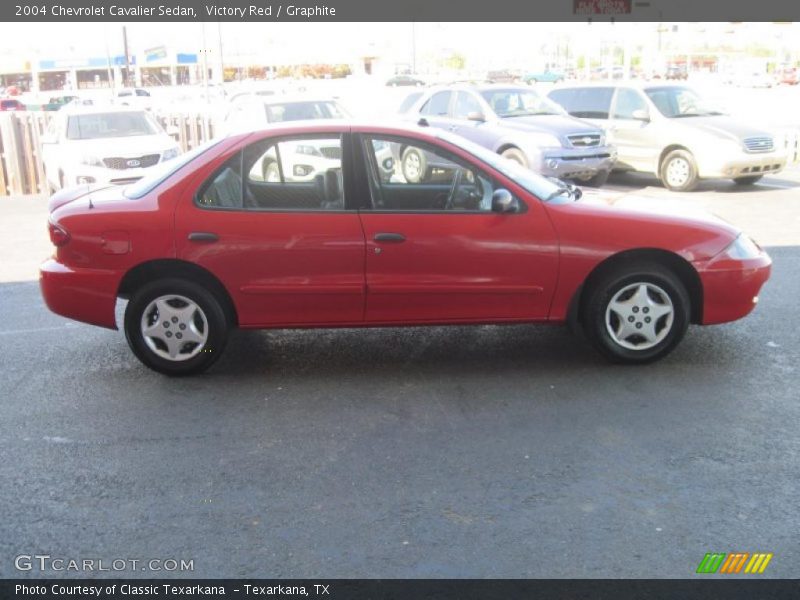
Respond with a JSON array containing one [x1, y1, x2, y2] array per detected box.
[[40, 122, 771, 375]]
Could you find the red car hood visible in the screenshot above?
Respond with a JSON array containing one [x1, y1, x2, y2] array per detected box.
[[546, 188, 741, 264]]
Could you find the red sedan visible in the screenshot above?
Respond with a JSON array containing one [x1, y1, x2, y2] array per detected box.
[[40, 123, 771, 375]]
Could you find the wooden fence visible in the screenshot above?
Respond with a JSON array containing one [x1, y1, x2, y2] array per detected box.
[[0, 110, 798, 197]]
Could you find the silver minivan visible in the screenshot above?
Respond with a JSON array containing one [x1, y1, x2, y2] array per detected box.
[[548, 84, 786, 191]]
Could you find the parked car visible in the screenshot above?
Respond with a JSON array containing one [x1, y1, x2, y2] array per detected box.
[[486, 69, 519, 84], [776, 66, 798, 86], [40, 122, 771, 375], [665, 66, 688, 81], [548, 84, 786, 191], [403, 84, 616, 186], [1, 98, 26, 111], [733, 71, 773, 88], [386, 75, 426, 87], [523, 70, 565, 84], [117, 87, 153, 109], [41, 106, 181, 191], [220, 94, 349, 135]]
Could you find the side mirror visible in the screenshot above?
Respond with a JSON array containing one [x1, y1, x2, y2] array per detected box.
[[467, 111, 486, 122], [632, 108, 650, 121], [166, 124, 180, 137], [491, 188, 520, 213]]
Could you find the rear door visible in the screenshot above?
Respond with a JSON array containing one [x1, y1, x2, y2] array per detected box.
[[355, 132, 560, 323], [174, 131, 366, 327]]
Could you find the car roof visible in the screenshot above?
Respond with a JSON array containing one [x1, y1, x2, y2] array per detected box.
[[226, 119, 454, 144], [58, 104, 150, 116]]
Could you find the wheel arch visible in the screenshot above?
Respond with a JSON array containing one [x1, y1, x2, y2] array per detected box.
[[118, 259, 238, 326], [658, 144, 692, 172], [568, 248, 703, 327]]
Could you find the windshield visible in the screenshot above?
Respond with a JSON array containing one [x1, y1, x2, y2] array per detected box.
[[265, 101, 347, 122], [123, 138, 224, 199], [644, 86, 725, 118], [66, 111, 161, 140], [480, 88, 564, 117], [436, 130, 562, 201]]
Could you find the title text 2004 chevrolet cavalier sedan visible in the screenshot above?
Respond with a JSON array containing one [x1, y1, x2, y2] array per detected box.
[[40, 123, 771, 375]]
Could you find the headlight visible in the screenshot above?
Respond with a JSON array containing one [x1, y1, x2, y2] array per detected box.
[[161, 147, 180, 162], [525, 133, 562, 148], [80, 155, 104, 167], [723, 234, 762, 260]]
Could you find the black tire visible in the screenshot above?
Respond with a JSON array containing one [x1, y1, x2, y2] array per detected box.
[[733, 175, 763, 186], [401, 147, 428, 183], [581, 262, 690, 364], [500, 147, 528, 168], [659, 149, 698, 192], [124, 278, 230, 376]]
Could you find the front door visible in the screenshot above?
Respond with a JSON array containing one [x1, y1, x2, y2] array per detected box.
[[174, 132, 366, 327], [608, 87, 660, 172], [356, 134, 560, 324]]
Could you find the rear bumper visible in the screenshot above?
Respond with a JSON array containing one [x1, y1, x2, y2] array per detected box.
[[40, 258, 120, 329], [697, 252, 772, 325]]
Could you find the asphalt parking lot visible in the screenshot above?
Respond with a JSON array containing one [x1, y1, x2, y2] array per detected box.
[[1, 170, 799, 578]]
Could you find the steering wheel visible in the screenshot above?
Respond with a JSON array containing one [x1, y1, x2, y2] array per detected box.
[[444, 169, 464, 210]]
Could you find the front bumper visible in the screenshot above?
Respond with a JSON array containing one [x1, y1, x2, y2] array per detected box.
[[697, 149, 786, 179], [696, 251, 772, 325], [40, 258, 120, 329], [536, 146, 617, 180], [64, 163, 154, 187]]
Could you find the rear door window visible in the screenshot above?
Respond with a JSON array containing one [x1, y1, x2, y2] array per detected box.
[[420, 91, 453, 117]]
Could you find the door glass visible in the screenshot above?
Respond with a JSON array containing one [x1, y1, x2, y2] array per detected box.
[[419, 91, 453, 117], [453, 92, 483, 119], [612, 88, 647, 119], [197, 136, 345, 211], [363, 136, 498, 212]]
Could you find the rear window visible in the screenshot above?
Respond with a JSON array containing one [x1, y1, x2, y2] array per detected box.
[[264, 101, 346, 122], [548, 87, 615, 119]]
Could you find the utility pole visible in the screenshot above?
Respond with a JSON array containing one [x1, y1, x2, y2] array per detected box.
[[122, 25, 131, 87], [217, 22, 225, 85], [411, 22, 417, 74]]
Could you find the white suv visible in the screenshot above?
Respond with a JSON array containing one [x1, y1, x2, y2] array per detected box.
[[42, 106, 181, 190]]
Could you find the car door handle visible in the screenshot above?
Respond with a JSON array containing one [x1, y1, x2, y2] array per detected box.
[[374, 232, 406, 243], [187, 232, 219, 243]]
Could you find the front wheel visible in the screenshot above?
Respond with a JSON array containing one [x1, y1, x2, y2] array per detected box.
[[124, 278, 230, 376], [401, 147, 428, 183], [660, 149, 698, 192], [582, 263, 690, 364]]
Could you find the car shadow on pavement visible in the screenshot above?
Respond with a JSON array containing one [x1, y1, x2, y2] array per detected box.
[[606, 171, 799, 193]]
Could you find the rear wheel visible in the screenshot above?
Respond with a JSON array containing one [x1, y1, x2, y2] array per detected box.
[[124, 278, 229, 376], [660, 149, 698, 192], [733, 175, 763, 186], [582, 263, 690, 364]]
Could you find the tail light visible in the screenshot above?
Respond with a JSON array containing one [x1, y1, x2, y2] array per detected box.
[[48, 221, 70, 247]]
